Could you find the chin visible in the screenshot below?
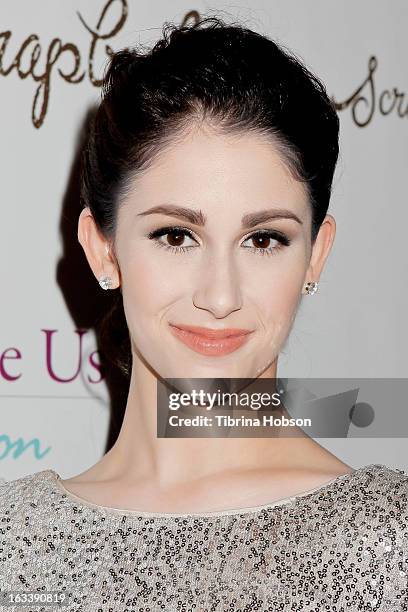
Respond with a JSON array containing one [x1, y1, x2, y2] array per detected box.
[[165, 360, 255, 381]]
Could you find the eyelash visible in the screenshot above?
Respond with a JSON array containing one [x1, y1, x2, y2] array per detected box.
[[146, 225, 291, 256]]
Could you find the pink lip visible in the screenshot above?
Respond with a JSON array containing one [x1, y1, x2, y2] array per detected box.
[[168, 323, 254, 356]]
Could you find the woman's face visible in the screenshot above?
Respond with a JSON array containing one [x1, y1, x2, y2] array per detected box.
[[113, 127, 314, 380]]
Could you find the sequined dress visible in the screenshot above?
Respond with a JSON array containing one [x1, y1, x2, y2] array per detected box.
[[0, 463, 407, 611]]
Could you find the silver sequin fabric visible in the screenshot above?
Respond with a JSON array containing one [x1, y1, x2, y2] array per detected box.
[[0, 463, 408, 611]]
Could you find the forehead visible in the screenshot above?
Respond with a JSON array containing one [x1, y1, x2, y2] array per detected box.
[[121, 128, 310, 221]]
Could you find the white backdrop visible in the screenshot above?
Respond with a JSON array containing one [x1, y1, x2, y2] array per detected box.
[[1, 0, 407, 481]]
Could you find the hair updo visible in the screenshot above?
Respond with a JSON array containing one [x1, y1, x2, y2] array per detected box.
[[80, 15, 340, 377]]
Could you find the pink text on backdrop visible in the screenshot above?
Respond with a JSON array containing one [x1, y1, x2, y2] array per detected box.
[[0, 329, 103, 383]]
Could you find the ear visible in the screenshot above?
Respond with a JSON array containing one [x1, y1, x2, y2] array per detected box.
[[77, 207, 120, 289], [303, 214, 336, 292]]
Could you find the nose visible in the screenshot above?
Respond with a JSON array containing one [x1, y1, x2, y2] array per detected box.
[[192, 250, 243, 318]]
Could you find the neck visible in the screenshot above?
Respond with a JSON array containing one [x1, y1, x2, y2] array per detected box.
[[98, 353, 316, 489]]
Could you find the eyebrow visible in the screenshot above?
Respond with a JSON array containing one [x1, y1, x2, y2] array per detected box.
[[137, 204, 302, 228]]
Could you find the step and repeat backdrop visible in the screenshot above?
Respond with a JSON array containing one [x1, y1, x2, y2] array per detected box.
[[1, 0, 407, 480]]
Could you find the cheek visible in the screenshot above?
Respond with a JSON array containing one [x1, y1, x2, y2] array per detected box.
[[265, 271, 303, 319], [246, 252, 306, 345], [248, 248, 306, 309], [120, 249, 180, 318]]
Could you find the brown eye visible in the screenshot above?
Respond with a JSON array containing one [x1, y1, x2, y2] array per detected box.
[[147, 226, 199, 252], [241, 230, 290, 256], [167, 230, 186, 246], [251, 234, 271, 249]]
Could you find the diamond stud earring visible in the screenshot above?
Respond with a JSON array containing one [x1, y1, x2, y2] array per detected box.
[[304, 280, 319, 295], [99, 276, 113, 290]]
